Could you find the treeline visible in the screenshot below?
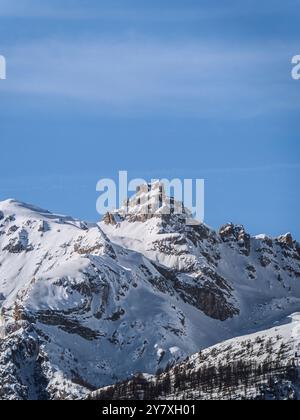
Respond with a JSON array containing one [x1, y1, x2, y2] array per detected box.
[[87, 359, 299, 401]]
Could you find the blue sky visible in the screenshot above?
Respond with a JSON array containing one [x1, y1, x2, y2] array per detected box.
[[0, 0, 299, 238]]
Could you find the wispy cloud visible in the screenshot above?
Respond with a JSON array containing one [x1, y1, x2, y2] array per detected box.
[[1, 36, 298, 118], [0, 0, 222, 20], [197, 163, 300, 175], [1, 0, 300, 21]]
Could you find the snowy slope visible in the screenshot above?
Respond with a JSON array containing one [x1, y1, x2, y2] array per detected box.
[[0, 192, 300, 400], [88, 313, 300, 400]]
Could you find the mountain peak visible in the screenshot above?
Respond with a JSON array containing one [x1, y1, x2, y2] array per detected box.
[[102, 181, 196, 227], [277, 232, 294, 248], [0, 198, 51, 215]]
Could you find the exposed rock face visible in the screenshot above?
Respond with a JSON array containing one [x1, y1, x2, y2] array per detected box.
[[0, 327, 49, 400], [152, 263, 238, 321], [174, 282, 238, 321], [296, 243, 300, 259], [3, 228, 33, 253], [103, 212, 117, 226], [37, 220, 49, 233], [219, 223, 251, 256], [277, 233, 294, 248]]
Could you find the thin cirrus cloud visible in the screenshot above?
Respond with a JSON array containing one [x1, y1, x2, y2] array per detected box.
[[1, 0, 300, 21], [0, 0, 75, 18], [1, 37, 298, 118], [0, 0, 220, 20]]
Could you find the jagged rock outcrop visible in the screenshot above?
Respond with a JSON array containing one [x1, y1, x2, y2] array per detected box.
[[0, 326, 49, 400], [103, 212, 117, 226], [219, 223, 251, 256], [277, 233, 294, 248]]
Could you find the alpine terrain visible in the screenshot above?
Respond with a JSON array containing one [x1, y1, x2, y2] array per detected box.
[[0, 182, 300, 400]]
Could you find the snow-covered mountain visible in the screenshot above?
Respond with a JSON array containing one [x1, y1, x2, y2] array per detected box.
[[0, 187, 300, 400]]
